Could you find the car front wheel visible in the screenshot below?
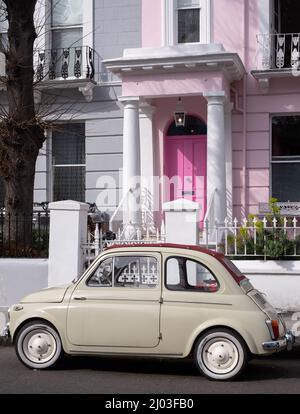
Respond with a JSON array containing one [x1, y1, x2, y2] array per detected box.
[[15, 321, 63, 370], [194, 328, 249, 381]]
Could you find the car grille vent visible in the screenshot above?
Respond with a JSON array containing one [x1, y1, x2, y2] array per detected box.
[[253, 292, 267, 308]]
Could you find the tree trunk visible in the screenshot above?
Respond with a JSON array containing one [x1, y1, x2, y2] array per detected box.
[[3, 135, 39, 248], [0, 0, 45, 252]]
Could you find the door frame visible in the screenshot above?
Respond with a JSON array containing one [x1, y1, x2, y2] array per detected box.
[[163, 117, 208, 224]]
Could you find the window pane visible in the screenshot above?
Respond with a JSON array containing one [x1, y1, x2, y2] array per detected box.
[[178, 9, 200, 43], [272, 116, 300, 157], [272, 163, 300, 201], [52, 124, 85, 165], [52, 28, 82, 49], [166, 257, 219, 292], [166, 258, 181, 285], [167, 115, 207, 136], [114, 256, 158, 288], [52, 0, 83, 26], [186, 260, 219, 292], [88, 258, 113, 287], [53, 166, 85, 202]]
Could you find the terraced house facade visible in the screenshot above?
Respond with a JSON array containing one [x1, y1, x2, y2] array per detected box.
[[2, 0, 300, 233]]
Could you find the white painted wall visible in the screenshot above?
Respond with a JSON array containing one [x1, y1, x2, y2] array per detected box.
[[234, 260, 300, 312], [0, 258, 48, 334], [0, 259, 48, 307]]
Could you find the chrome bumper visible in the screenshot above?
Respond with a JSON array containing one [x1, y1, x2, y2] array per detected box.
[[263, 331, 295, 352], [1, 322, 10, 339]]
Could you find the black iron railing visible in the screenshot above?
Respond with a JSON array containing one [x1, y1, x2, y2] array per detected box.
[[0, 206, 50, 258], [257, 33, 300, 70], [35, 46, 96, 82]]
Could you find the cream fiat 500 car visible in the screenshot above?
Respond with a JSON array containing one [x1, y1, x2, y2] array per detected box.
[[4, 244, 294, 381]]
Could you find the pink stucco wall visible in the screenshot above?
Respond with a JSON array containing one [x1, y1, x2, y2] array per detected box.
[[122, 71, 230, 100], [142, 0, 163, 47], [138, 0, 300, 218]]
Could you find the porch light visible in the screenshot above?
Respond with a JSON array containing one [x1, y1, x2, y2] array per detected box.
[[174, 97, 186, 127]]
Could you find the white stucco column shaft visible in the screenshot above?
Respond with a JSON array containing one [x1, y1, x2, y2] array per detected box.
[[139, 102, 156, 229], [225, 102, 234, 221], [120, 97, 141, 227], [204, 92, 227, 225]]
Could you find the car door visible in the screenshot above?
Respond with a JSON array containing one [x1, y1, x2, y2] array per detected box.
[[160, 254, 225, 353], [67, 253, 162, 348]]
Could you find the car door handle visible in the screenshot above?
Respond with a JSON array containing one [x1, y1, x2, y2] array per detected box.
[[74, 297, 87, 301]]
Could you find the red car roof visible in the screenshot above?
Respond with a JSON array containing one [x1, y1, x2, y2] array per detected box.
[[105, 243, 224, 259]]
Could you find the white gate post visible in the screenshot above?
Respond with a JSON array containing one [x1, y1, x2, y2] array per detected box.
[[163, 199, 200, 245], [48, 201, 89, 287]]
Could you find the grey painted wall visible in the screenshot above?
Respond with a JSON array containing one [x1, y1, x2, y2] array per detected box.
[[34, 0, 142, 216]]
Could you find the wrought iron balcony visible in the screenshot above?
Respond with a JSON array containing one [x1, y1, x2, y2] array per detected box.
[[35, 46, 96, 82], [0, 45, 120, 98], [256, 33, 300, 71]]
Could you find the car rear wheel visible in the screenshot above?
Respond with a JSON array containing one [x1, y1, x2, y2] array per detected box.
[[15, 321, 63, 370], [194, 328, 249, 381]]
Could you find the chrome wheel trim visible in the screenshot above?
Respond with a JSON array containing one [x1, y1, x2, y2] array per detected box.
[[17, 324, 62, 369], [196, 332, 245, 380], [201, 338, 239, 375], [22, 329, 57, 364]]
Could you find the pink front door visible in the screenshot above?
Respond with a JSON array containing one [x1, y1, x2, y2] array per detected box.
[[165, 135, 207, 225]]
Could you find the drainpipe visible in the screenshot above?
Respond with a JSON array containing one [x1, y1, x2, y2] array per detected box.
[[242, 1, 248, 219]]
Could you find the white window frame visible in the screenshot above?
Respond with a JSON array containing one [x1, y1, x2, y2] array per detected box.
[[163, 0, 211, 46]]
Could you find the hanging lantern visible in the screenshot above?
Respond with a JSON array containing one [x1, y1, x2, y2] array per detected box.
[[174, 97, 186, 127]]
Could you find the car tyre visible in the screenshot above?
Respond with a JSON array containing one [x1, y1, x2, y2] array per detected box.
[[15, 321, 63, 370], [194, 328, 249, 381]]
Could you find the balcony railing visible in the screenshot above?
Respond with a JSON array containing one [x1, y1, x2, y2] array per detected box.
[[0, 46, 119, 88], [257, 33, 300, 71], [34, 46, 98, 82]]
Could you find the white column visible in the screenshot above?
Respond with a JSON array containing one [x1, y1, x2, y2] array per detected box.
[[48, 201, 89, 287], [139, 102, 155, 230], [225, 102, 234, 221], [119, 97, 142, 229], [204, 92, 227, 225]]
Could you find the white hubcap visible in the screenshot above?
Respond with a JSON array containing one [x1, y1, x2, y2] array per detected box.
[[202, 338, 239, 375], [23, 330, 57, 364]]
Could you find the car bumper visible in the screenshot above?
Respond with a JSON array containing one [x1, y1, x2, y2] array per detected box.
[[2, 322, 10, 340], [262, 331, 295, 352]]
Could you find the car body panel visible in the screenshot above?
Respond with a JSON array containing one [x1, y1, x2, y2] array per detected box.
[[20, 285, 70, 304], [8, 245, 287, 359]]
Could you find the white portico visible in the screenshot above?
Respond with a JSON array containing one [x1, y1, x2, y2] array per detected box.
[[104, 44, 245, 233]]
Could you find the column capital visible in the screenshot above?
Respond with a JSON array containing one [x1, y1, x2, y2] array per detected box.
[[203, 91, 226, 105], [119, 96, 140, 108], [139, 102, 156, 117]]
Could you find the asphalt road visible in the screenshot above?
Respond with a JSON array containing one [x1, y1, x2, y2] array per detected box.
[[1, 346, 300, 394]]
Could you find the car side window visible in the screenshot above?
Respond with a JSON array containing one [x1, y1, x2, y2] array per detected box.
[[87, 256, 159, 288], [87, 258, 113, 287], [166, 257, 219, 293], [114, 256, 159, 288]]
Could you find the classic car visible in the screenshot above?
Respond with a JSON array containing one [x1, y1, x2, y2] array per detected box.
[[4, 244, 294, 381]]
